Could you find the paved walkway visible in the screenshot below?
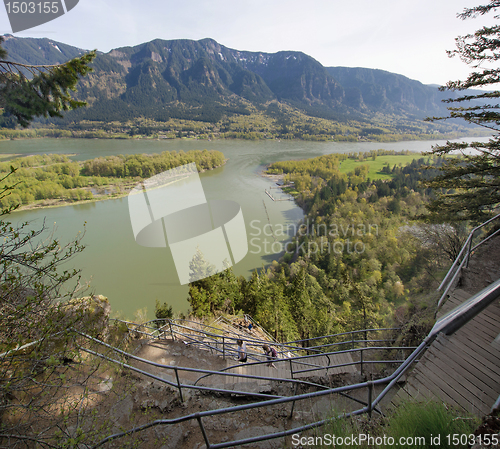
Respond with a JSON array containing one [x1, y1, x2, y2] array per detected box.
[[131, 337, 357, 396], [221, 351, 357, 384]]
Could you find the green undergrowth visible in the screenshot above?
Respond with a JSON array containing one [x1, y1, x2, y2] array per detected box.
[[392, 291, 440, 348], [312, 400, 480, 448]]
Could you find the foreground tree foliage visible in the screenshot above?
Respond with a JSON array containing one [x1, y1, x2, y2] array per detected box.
[[425, 0, 500, 222], [0, 36, 96, 128], [0, 177, 107, 447], [0, 40, 140, 448]]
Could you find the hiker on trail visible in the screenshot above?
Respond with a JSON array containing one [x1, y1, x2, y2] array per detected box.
[[237, 339, 247, 363], [262, 344, 277, 368], [244, 317, 253, 333]]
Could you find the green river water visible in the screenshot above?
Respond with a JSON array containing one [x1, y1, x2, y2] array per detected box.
[[0, 137, 480, 318]]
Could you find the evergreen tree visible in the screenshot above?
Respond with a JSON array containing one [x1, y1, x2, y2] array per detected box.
[[155, 299, 174, 328], [253, 269, 299, 342], [187, 253, 244, 317], [424, 1, 500, 222], [0, 36, 96, 127], [347, 278, 379, 333]]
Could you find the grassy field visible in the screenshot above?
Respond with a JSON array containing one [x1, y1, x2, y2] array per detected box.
[[339, 153, 426, 180]]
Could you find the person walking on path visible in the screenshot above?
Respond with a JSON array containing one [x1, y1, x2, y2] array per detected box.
[[237, 339, 247, 363], [262, 344, 277, 368]]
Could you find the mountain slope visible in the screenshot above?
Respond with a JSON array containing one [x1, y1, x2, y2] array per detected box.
[[2, 34, 86, 65], [326, 66, 453, 115], [78, 38, 347, 122], [0, 35, 476, 125]]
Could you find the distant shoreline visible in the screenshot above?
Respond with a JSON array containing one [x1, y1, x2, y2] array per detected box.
[[0, 127, 491, 146], [15, 186, 132, 212], [9, 158, 227, 212]]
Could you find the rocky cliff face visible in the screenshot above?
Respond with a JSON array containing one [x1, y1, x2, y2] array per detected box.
[[98, 38, 344, 107]]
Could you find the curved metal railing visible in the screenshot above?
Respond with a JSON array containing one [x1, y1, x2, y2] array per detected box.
[[105, 317, 410, 384], [437, 211, 500, 309], [6, 276, 500, 449], [111, 317, 401, 361], [90, 278, 500, 449]]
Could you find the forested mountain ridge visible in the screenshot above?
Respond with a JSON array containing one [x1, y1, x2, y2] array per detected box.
[[0, 35, 483, 125], [326, 67, 457, 115], [1, 34, 86, 65]]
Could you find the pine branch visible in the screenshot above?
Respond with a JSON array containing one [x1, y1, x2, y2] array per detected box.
[[0, 50, 96, 127]]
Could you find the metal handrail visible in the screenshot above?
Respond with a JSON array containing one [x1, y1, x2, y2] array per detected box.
[[192, 345, 416, 386], [91, 377, 386, 449], [76, 330, 409, 403], [160, 321, 288, 361], [437, 212, 500, 309], [433, 277, 500, 336], [77, 331, 305, 393], [111, 316, 407, 375], [90, 276, 500, 449], [97, 317, 414, 395], [91, 343, 427, 449], [114, 317, 398, 350], [113, 317, 401, 368], [122, 317, 397, 350]]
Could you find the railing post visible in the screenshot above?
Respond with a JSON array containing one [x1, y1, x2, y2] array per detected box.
[[360, 349, 364, 376], [289, 383, 299, 419], [352, 332, 354, 350], [465, 234, 473, 268], [289, 358, 294, 379], [169, 321, 175, 341], [174, 368, 183, 402], [222, 336, 225, 360], [196, 414, 211, 448], [367, 381, 373, 418]]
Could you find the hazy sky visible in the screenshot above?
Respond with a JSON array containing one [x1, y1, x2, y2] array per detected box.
[[0, 0, 496, 85]]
